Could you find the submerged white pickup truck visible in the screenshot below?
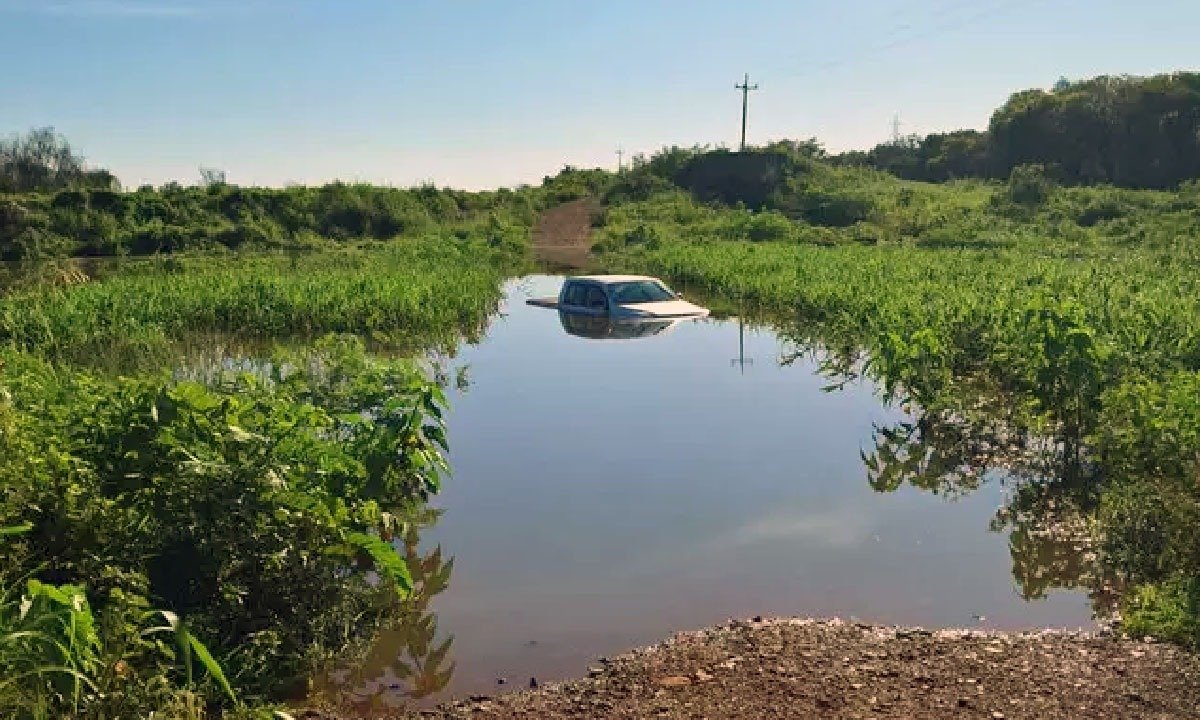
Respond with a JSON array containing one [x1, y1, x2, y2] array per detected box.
[[527, 275, 710, 319]]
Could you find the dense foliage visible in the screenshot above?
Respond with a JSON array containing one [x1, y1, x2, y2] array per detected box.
[[0, 180, 542, 260], [0, 128, 118, 195], [840, 72, 1200, 189], [1, 337, 456, 716]]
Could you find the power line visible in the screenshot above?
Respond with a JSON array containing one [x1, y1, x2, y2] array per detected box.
[[735, 73, 759, 151]]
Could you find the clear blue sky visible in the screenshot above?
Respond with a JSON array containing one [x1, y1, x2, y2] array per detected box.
[[1, 0, 1196, 189]]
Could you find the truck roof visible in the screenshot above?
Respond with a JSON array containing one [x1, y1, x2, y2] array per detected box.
[[568, 274, 658, 284]]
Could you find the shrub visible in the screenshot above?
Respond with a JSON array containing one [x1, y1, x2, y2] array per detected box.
[[1122, 576, 1200, 648], [624, 223, 662, 249], [1, 338, 452, 703], [744, 211, 795, 242], [1005, 164, 1056, 206]]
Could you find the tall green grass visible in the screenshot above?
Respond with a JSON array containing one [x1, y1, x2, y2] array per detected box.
[[0, 236, 519, 366]]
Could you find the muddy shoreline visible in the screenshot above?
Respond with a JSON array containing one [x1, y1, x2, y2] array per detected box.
[[303, 617, 1200, 719]]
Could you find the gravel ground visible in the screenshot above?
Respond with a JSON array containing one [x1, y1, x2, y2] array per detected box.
[[302, 617, 1200, 719]]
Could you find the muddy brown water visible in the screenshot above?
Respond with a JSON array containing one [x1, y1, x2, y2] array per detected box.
[[315, 275, 1099, 712]]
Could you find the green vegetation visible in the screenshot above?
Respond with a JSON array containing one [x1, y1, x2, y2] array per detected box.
[[596, 139, 1200, 648], [0, 176, 535, 260], [841, 72, 1200, 189], [1, 337, 458, 717], [0, 127, 607, 261], [0, 238, 514, 367], [4, 68, 1200, 716], [0, 128, 119, 195], [0, 131, 602, 716]]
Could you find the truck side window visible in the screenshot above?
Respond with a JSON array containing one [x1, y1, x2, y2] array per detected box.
[[585, 286, 607, 311], [563, 283, 586, 306]]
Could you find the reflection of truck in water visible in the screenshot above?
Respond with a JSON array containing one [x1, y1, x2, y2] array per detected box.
[[558, 312, 682, 340], [528, 275, 709, 319]]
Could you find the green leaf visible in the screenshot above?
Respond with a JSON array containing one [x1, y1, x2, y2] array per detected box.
[[346, 531, 412, 594], [0, 522, 33, 538], [188, 630, 237, 702]]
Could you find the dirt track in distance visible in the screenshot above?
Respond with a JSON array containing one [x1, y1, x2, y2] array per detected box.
[[531, 198, 598, 269]]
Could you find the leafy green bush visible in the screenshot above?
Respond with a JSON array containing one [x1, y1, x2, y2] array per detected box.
[[1, 337, 453, 705], [743, 211, 795, 242], [1004, 164, 1056, 206], [1122, 576, 1200, 648]]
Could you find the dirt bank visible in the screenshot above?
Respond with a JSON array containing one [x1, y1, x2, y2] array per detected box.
[[434, 618, 1200, 719], [302, 617, 1200, 719], [532, 198, 598, 268]]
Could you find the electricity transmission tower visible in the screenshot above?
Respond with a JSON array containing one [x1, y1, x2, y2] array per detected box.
[[616, 145, 625, 173], [735, 73, 758, 151], [891, 113, 903, 143]]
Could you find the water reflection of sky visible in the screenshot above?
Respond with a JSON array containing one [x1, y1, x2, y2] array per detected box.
[[352, 275, 1097, 702]]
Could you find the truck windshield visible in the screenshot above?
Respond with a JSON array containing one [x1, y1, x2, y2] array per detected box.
[[610, 281, 675, 304]]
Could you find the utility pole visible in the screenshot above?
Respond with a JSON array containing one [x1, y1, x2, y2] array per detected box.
[[735, 73, 758, 151], [730, 311, 754, 374], [616, 145, 625, 173], [730, 316, 754, 374]]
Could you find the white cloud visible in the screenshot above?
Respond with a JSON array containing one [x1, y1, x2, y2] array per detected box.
[[723, 504, 875, 550]]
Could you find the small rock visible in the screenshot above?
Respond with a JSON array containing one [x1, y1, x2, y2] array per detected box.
[[528, 677, 539, 689], [657, 675, 692, 688], [992, 713, 1006, 719], [694, 669, 714, 683], [957, 698, 973, 709], [752, 615, 764, 623], [587, 666, 604, 677], [495, 677, 507, 685]]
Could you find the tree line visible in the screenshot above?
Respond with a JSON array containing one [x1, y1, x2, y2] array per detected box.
[[0, 127, 118, 194], [836, 72, 1200, 189]]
